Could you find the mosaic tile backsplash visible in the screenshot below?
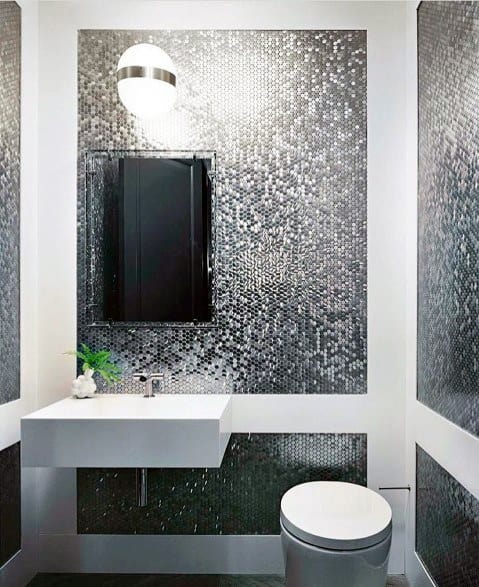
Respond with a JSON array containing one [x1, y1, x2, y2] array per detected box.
[[0, 1, 21, 406], [417, 1, 479, 435], [416, 446, 479, 586], [0, 442, 21, 567], [78, 29, 367, 395], [77, 433, 367, 534]]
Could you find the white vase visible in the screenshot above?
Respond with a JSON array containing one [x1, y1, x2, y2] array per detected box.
[[71, 368, 97, 399]]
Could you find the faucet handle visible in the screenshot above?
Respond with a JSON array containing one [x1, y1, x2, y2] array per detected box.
[[133, 372, 148, 382], [133, 372, 164, 398]]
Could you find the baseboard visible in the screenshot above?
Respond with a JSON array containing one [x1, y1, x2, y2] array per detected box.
[[0, 548, 36, 587], [39, 534, 285, 575], [406, 552, 436, 587], [39, 532, 406, 576]]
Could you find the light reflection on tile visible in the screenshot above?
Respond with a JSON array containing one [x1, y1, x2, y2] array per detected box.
[[78, 433, 366, 534], [77, 30, 367, 396], [418, 1, 479, 435]]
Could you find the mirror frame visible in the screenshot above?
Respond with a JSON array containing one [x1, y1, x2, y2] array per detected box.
[[83, 149, 218, 329]]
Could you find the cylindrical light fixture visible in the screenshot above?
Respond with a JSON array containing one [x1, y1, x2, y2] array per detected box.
[[117, 43, 177, 118]]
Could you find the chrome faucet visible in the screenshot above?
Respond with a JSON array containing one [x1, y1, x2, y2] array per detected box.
[[133, 372, 164, 398]]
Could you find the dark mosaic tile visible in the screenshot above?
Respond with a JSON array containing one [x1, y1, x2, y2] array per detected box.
[[417, 1, 479, 435], [416, 446, 479, 586], [78, 433, 366, 534], [77, 29, 367, 395], [0, 1, 21, 406], [0, 442, 21, 567], [27, 575, 407, 587]]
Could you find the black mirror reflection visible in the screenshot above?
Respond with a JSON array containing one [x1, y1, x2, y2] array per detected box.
[[86, 151, 215, 326]]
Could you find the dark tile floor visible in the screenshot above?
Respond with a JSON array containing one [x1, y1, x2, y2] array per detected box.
[[27, 574, 409, 586]]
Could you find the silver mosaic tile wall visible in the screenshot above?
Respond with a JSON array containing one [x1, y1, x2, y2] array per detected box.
[[418, 1, 479, 435], [0, 2, 21, 406], [78, 29, 367, 395], [77, 433, 367, 534], [0, 442, 21, 567], [416, 446, 479, 586]]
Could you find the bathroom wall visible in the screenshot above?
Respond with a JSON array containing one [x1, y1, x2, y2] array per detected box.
[[0, 6, 22, 572], [406, 1, 479, 585], [417, 0, 479, 438], [78, 29, 367, 397], [0, 0, 21, 407], [37, 0, 408, 576], [76, 25, 368, 540], [0, 1, 39, 586], [78, 434, 366, 534], [416, 446, 478, 586]]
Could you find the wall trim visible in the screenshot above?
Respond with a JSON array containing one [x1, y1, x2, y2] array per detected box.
[[231, 395, 370, 432], [406, 552, 436, 587], [0, 398, 33, 452], [39, 534, 284, 575], [0, 549, 32, 587], [414, 402, 479, 500]]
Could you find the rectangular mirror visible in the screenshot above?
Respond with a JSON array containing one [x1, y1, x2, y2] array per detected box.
[[85, 151, 215, 326]]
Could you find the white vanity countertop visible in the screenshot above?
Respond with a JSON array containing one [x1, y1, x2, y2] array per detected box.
[[21, 393, 232, 468], [23, 393, 231, 421]]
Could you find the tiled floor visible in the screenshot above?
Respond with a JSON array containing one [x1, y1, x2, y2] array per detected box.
[[28, 574, 409, 586]]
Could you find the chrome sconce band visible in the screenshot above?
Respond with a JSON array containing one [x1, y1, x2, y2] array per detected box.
[[117, 65, 176, 87]]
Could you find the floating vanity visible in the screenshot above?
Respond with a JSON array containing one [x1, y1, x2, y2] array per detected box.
[[21, 394, 232, 468]]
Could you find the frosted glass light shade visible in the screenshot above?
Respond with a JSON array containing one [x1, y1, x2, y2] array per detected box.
[[117, 43, 177, 118]]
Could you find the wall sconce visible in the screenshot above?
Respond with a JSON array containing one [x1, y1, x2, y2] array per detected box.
[[117, 43, 177, 118]]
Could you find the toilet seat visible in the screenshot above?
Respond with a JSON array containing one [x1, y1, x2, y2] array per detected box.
[[280, 481, 392, 551]]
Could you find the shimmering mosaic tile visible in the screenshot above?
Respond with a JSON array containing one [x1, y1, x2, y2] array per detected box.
[[0, 2, 21, 406], [417, 1, 479, 435], [416, 446, 479, 586], [77, 30, 367, 395], [77, 433, 367, 534], [0, 442, 21, 567]]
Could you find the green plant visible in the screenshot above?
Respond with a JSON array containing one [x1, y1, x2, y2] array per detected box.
[[66, 343, 122, 384]]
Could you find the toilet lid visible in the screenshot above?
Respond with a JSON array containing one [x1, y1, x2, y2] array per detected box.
[[280, 482, 392, 551]]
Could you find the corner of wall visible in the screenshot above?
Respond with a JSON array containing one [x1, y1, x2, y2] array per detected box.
[[0, 0, 40, 585]]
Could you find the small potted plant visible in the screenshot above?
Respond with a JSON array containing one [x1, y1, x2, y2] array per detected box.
[[67, 343, 122, 398]]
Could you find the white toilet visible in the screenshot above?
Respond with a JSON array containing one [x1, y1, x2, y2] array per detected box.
[[280, 481, 392, 587]]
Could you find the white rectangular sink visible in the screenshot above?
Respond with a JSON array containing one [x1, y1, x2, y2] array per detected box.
[[21, 394, 232, 468]]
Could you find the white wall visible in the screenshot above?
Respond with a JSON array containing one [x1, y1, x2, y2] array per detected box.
[[0, 1, 39, 586], [36, 0, 409, 576], [404, 3, 479, 586]]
